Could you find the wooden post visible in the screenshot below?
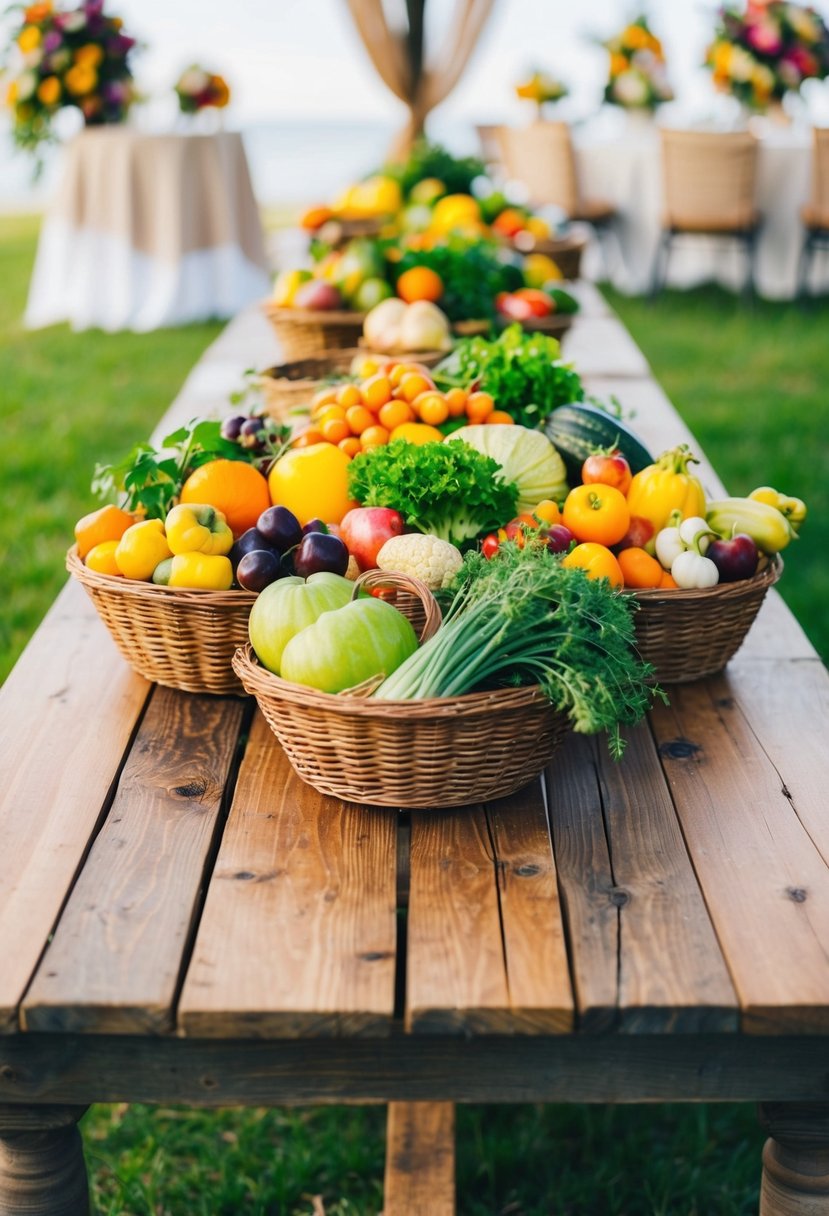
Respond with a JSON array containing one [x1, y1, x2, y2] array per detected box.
[[384, 1102, 455, 1216], [758, 1103, 829, 1215], [0, 1105, 89, 1216]]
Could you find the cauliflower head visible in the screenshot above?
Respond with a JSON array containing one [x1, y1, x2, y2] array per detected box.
[[376, 533, 463, 591]]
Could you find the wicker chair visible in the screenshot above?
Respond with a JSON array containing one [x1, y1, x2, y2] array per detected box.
[[495, 122, 616, 270], [653, 129, 760, 297], [797, 127, 829, 297]]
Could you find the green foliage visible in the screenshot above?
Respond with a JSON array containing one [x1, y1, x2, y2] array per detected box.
[[377, 541, 658, 756], [436, 323, 586, 427], [394, 238, 518, 321], [382, 139, 485, 198], [347, 438, 518, 546]]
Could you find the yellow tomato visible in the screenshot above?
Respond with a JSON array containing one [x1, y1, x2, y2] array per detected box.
[[267, 442, 357, 525], [389, 422, 445, 445], [561, 543, 623, 589], [562, 484, 630, 546], [532, 499, 562, 526]]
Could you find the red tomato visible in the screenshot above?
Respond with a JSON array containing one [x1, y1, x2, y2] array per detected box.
[[502, 513, 543, 547], [514, 288, 553, 317], [481, 533, 500, 559], [496, 293, 535, 321], [615, 515, 655, 552], [581, 449, 633, 496]]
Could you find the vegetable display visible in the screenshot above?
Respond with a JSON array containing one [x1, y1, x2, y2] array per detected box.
[[446, 424, 568, 514]]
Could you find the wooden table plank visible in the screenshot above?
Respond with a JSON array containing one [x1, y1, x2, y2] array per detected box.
[[0, 581, 150, 1033], [486, 782, 574, 1033], [651, 678, 829, 1033], [178, 712, 398, 1037], [22, 688, 245, 1035], [564, 317, 651, 379], [384, 1102, 455, 1216]]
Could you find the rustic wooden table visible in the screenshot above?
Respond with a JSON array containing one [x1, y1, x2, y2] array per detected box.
[[2, 290, 828, 1216]]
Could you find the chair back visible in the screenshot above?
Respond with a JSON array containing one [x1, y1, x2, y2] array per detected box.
[[808, 127, 829, 226], [660, 129, 758, 231], [496, 121, 580, 215]]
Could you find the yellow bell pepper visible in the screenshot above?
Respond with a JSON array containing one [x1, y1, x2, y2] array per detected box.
[[165, 503, 233, 556], [748, 486, 807, 532], [115, 519, 172, 581], [167, 553, 233, 590], [626, 445, 706, 553]]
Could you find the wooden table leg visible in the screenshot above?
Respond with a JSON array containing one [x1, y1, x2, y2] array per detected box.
[[384, 1102, 455, 1216], [0, 1105, 89, 1216], [758, 1102, 829, 1215]]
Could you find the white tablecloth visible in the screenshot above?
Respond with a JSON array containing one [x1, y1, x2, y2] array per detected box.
[[25, 129, 271, 333], [574, 124, 819, 298]]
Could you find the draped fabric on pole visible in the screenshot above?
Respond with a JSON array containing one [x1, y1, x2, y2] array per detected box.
[[345, 0, 495, 158]]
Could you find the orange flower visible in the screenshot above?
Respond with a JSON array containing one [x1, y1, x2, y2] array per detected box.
[[65, 63, 97, 95], [75, 43, 104, 68], [17, 26, 41, 52], [210, 74, 230, 107], [24, 2, 52, 21], [622, 24, 649, 50], [610, 52, 628, 76], [36, 75, 61, 106]]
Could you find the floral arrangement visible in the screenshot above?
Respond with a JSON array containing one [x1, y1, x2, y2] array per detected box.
[[515, 70, 569, 113], [2, 0, 137, 153], [602, 16, 674, 109], [174, 65, 230, 114], [705, 2, 829, 111]]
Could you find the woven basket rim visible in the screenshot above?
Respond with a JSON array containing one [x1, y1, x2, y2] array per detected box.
[[262, 302, 366, 325], [67, 545, 257, 608], [528, 233, 589, 254], [259, 349, 364, 385], [631, 554, 782, 604], [233, 643, 551, 719]]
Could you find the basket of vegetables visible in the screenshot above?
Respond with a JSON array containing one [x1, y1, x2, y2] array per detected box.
[[233, 547, 658, 809], [262, 303, 367, 362]]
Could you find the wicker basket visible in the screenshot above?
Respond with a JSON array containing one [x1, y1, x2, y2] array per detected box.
[[232, 571, 570, 808], [631, 557, 782, 684], [262, 303, 366, 361], [514, 232, 588, 280], [67, 546, 256, 695]]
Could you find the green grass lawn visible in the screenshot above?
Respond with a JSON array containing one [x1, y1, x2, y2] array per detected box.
[[2, 215, 826, 1213]]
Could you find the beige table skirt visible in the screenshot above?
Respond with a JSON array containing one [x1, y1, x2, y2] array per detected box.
[[25, 128, 271, 332]]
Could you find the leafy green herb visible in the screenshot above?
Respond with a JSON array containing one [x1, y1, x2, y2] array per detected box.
[[375, 542, 661, 757], [382, 139, 486, 199], [394, 238, 520, 322], [434, 323, 586, 428], [347, 439, 518, 547]]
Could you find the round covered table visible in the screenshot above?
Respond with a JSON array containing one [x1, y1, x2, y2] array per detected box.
[[574, 124, 816, 298], [25, 129, 271, 332]]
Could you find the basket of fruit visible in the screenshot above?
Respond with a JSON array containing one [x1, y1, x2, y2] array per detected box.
[[233, 541, 657, 808], [262, 300, 366, 362], [516, 233, 588, 282]]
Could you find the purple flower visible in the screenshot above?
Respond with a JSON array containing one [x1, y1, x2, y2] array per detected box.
[[42, 30, 62, 53], [107, 33, 135, 56], [85, 0, 105, 15], [102, 79, 127, 104]]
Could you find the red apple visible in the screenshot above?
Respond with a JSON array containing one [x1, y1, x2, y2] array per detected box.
[[294, 280, 344, 311], [340, 507, 405, 571]]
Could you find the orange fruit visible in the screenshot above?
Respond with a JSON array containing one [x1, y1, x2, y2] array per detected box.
[[445, 387, 468, 417], [180, 459, 271, 538], [345, 405, 375, 435], [396, 266, 444, 303], [336, 384, 363, 409], [399, 372, 434, 403], [487, 410, 514, 424], [389, 422, 445, 445], [292, 428, 325, 448], [361, 373, 393, 411], [618, 547, 663, 589], [338, 437, 362, 458], [74, 503, 135, 559], [315, 404, 346, 424], [414, 391, 449, 426], [311, 386, 338, 411], [389, 361, 418, 387], [361, 424, 390, 449], [378, 399, 414, 430], [466, 391, 495, 422], [84, 539, 123, 576], [320, 416, 351, 444]]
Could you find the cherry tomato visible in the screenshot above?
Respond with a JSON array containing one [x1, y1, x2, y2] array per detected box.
[[496, 293, 534, 321], [561, 543, 624, 588], [481, 533, 500, 559], [562, 484, 630, 547], [616, 515, 655, 552], [581, 449, 632, 496], [513, 288, 553, 317]]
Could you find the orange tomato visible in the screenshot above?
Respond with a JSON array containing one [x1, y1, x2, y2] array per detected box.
[[180, 459, 271, 538], [316, 404, 346, 424], [360, 424, 390, 449], [487, 410, 514, 424], [399, 371, 434, 403], [338, 437, 362, 458], [362, 373, 393, 411], [336, 383, 363, 410], [84, 539, 123, 576], [414, 391, 449, 426], [319, 416, 351, 444], [617, 547, 663, 589], [396, 266, 444, 303], [659, 571, 679, 589], [389, 422, 445, 445], [444, 387, 468, 417], [345, 405, 375, 435], [292, 427, 325, 448], [562, 484, 630, 546], [532, 500, 562, 526], [74, 503, 135, 559], [466, 391, 495, 422], [389, 361, 419, 387], [379, 399, 414, 430], [561, 543, 624, 588], [311, 386, 338, 411]]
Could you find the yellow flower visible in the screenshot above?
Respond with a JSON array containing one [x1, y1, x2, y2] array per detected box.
[[17, 26, 42, 52], [713, 42, 734, 76], [5, 80, 18, 106], [610, 52, 629, 77], [65, 63, 97, 96], [111, 16, 123, 28], [37, 75, 61, 106], [75, 43, 104, 68], [622, 24, 649, 51]]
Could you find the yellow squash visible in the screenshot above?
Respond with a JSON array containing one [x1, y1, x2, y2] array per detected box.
[[626, 445, 706, 552]]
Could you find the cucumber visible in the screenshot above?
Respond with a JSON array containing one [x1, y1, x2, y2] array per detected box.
[[543, 402, 653, 485]]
